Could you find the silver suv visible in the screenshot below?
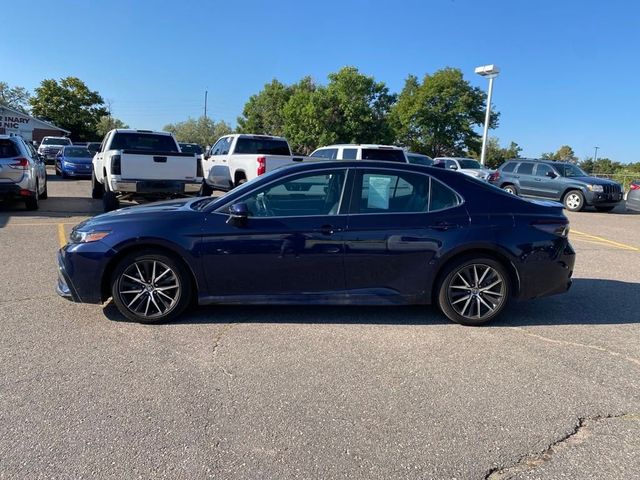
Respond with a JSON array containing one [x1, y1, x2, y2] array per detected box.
[[0, 134, 48, 210]]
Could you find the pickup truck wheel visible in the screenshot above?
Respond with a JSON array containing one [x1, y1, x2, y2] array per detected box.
[[235, 177, 247, 187], [199, 181, 213, 197], [111, 250, 192, 323], [24, 183, 39, 211], [91, 171, 104, 199], [563, 190, 585, 212], [103, 191, 120, 212]]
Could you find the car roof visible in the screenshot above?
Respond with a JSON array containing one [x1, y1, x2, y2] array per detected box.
[[406, 152, 432, 157], [504, 158, 574, 166], [317, 144, 405, 150], [433, 157, 477, 161]]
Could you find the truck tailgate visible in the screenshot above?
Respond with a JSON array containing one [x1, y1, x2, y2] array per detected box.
[[120, 150, 198, 180]]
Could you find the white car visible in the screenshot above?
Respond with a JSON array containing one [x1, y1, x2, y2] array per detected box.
[[310, 144, 408, 162], [37, 136, 72, 163], [90, 129, 202, 212], [433, 157, 492, 180]]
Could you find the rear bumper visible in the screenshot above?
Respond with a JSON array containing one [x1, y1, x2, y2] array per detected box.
[[516, 241, 575, 301], [0, 182, 33, 200], [111, 179, 202, 195]]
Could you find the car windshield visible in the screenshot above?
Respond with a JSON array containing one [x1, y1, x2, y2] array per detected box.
[[458, 159, 482, 169], [43, 138, 71, 146], [234, 137, 290, 155], [180, 143, 202, 155], [64, 147, 92, 157], [556, 163, 587, 177], [361, 149, 406, 162], [407, 154, 433, 166], [110, 133, 179, 152]]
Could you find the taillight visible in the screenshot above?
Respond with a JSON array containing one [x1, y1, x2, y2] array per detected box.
[[9, 157, 29, 170], [111, 154, 121, 175], [531, 220, 570, 238], [257, 156, 266, 176], [488, 171, 500, 182], [630, 183, 640, 190]]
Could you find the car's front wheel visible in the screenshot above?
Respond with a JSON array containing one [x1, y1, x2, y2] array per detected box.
[[437, 257, 510, 326], [111, 250, 192, 323], [563, 190, 585, 212]]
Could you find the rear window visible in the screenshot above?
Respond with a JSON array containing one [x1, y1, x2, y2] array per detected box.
[[0, 139, 20, 158], [517, 162, 535, 175], [501, 162, 517, 173], [180, 143, 202, 155], [43, 137, 71, 146], [234, 137, 290, 155], [361, 149, 406, 162], [110, 133, 179, 152], [64, 147, 92, 157]]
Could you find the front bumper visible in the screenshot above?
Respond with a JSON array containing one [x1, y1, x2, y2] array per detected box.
[[56, 249, 81, 302], [585, 190, 623, 206], [61, 163, 93, 176], [56, 244, 115, 304]]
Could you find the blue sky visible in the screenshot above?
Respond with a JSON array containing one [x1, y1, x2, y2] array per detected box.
[[3, 0, 639, 162]]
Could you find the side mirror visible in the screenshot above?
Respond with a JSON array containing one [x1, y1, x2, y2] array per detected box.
[[204, 153, 211, 160], [546, 171, 557, 178], [226, 202, 249, 227]]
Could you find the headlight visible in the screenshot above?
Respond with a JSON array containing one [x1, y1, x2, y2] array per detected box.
[[69, 230, 111, 243], [588, 185, 604, 193]]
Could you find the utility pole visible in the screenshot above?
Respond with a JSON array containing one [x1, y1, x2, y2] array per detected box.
[[204, 90, 208, 119], [594, 146, 599, 162]]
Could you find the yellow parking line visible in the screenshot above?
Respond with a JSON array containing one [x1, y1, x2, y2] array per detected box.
[[3, 222, 79, 227], [571, 229, 639, 251], [57, 223, 67, 248]]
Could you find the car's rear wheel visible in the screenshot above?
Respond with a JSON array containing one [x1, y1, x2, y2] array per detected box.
[[91, 171, 104, 199], [437, 257, 510, 326], [595, 206, 615, 212], [563, 190, 585, 212], [111, 251, 192, 323], [40, 178, 48, 199], [24, 182, 39, 211], [502, 184, 517, 195]]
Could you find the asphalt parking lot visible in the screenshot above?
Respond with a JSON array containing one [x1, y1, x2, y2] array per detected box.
[[1, 168, 639, 479]]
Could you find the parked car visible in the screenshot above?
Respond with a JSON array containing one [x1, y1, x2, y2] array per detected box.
[[179, 143, 203, 156], [0, 134, 48, 210], [626, 181, 640, 212], [55, 146, 94, 178], [406, 152, 434, 166], [90, 129, 203, 212], [433, 157, 492, 180], [488, 159, 624, 212], [57, 160, 575, 326], [37, 136, 72, 164], [310, 144, 408, 163], [201, 134, 306, 195]]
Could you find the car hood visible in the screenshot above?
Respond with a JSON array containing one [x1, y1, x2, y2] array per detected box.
[[568, 176, 620, 186]]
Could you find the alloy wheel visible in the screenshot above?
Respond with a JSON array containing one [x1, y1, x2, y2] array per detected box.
[[117, 260, 181, 319], [565, 193, 582, 210], [447, 263, 506, 321]]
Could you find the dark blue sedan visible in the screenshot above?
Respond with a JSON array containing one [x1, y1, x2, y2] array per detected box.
[[57, 161, 575, 325], [55, 146, 94, 178]]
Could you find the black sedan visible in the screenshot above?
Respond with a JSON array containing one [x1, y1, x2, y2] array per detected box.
[[57, 161, 575, 326]]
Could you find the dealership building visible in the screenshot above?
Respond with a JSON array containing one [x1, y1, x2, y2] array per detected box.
[[0, 105, 70, 143]]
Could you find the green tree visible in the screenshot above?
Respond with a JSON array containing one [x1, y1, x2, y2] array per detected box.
[[30, 77, 107, 141], [164, 116, 232, 147], [390, 68, 498, 157], [472, 137, 522, 169], [237, 79, 292, 136], [541, 145, 578, 162], [95, 115, 129, 138], [0, 82, 31, 113]]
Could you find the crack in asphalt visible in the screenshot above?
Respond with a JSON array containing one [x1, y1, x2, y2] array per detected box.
[[511, 327, 640, 367], [0, 294, 58, 305], [484, 413, 638, 480]]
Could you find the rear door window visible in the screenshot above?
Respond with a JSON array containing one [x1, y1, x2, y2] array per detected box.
[[311, 148, 338, 159], [516, 162, 535, 175], [342, 148, 357, 159]]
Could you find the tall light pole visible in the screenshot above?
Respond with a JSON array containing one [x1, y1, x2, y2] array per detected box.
[[475, 64, 500, 166], [594, 146, 599, 162]]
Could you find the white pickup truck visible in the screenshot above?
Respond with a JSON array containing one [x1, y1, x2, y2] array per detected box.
[[200, 134, 306, 194], [90, 129, 203, 212]]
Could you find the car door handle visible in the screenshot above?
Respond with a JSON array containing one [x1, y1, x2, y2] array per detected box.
[[428, 222, 458, 231], [534, 178, 542, 182], [315, 225, 343, 235]]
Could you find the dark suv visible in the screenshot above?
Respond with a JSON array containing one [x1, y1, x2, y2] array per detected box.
[[488, 159, 623, 212]]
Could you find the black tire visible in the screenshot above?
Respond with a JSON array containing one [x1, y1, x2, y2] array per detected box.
[[110, 249, 192, 323], [437, 256, 511, 326], [61, 169, 67, 179], [235, 176, 247, 188], [595, 206, 615, 213], [91, 171, 104, 199], [563, 190, 585, 212], [102, 190, 119, 212], [502, 184, 518, 195], [24, 182, 39, 211], [40, 178, 48, 199], [55, 162, 60, 176], [199, 181, 214, 197]]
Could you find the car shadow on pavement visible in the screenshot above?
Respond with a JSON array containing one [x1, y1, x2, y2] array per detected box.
[[101, 278, 639, 327]]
